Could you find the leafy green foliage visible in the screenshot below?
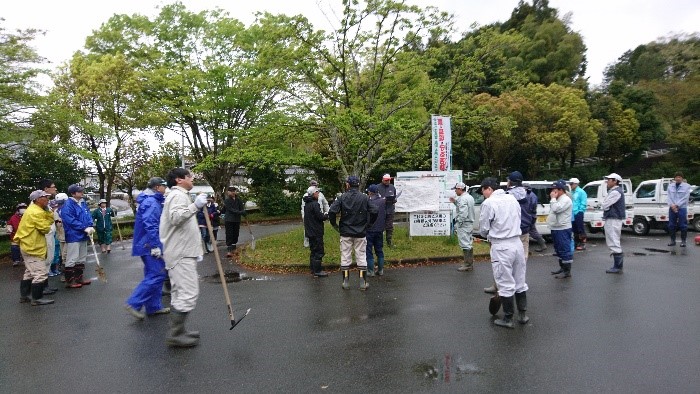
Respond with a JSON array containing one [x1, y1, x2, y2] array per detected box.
[[0, 143, 83, 218]]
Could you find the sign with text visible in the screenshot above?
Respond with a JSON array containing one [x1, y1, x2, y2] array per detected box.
[[409, 211, 451, 236], [431, 115, 451, 171], [395, 170, 463, 212]]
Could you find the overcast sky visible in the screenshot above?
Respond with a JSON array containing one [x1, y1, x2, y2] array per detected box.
[[4, 0, 699, 87]]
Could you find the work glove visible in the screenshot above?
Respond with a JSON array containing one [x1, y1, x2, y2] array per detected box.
[[6, 225, 12, 233], [84, 227, 95, 235], [196, 255, 203, 263], [194, 194, 208, 209], [150, 247, 162, 258]]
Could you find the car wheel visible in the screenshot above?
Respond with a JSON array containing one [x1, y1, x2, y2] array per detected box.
[[692, 216, 700, 232], [632, 217, 650, 236]]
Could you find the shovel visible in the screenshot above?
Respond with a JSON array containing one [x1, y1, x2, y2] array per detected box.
[[89, 234, 107, 283], [113, 214, 125, 250], [204, 209, 250, 330]]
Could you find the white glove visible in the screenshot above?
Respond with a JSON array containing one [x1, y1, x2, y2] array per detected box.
[[196, 255, 203, 263], [150, 247, 162, 258], [194, 194, 208, 209], [84, 227, 95, 235], [5, 225, 12, 233]]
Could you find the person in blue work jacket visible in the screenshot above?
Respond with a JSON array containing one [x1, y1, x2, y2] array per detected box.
[[125, 177, 171, 320], [568, 178, 588, 250], [60, 184, 95, 289]]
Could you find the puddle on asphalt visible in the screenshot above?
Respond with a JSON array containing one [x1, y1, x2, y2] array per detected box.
[[204, 271, 273, 283], [414, 353, 485, 383]]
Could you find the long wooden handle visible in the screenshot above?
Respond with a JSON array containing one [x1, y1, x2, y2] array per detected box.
[[204, 209, 235, 322]]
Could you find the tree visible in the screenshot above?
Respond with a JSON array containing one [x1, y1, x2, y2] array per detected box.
[[267, 0, 455, 189], [48, 52, 160, 203], [0, 19, 45, 153], [114, 139, 150, 213], [507, 83, 600, 176], [0, 143, 83, 218], [500, 0, 587, 86], [589, 93, 641, 169], [84, 3, 299, 196]]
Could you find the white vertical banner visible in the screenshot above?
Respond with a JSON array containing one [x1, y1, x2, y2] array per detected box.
[[431, 115, 451, 172]]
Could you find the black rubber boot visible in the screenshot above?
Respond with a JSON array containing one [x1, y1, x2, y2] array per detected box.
[[457, 249, 473, 271], [166, 310, 199, 348], [551, 259, 564, 275], [606, 253, 623, 274], [534, 238, 546, 252], [163, 278, 172, 295], [31, 283, 54, 306], [359, 270, 369, 290], [20, 279, 32, 303], [554, 261, 572, 279], [494, 296, 515, 329], [75, 263, 91, 286], [680, 230, 687, 247], [43, 279, 57, 295], [514, 292, 529, 324], [668, 233, 676, 246], [341, 269, 350, 290]]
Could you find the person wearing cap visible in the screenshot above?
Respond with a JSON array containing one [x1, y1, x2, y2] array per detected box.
[[60, 184, 96, 288], [7, 203, 27, 267], [329, 175, 378, 290], [301, 180, 329, 248], [478, 177, 528, 329], [51, 193, 69, 276], [303, 185, 329, 277], [92, 199, 115, 253], [449, 181, 475, 272], [376, 173, 398, 247], [15, 190, 56, 306], [366, 184, 386, 276], [38, 179, 59, 293], [667, 171, 691, 247], [568, 178, 588, 250], [221, 186, 246, 261], [548, 179, 574, 279], [602, 173, 626, 273], [160, 168, 207, 347], [125, 177, 171, 320]]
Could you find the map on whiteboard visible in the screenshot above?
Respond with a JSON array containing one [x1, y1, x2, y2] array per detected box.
[[394, 177, 440, 212], [394, 171, 463, 213]]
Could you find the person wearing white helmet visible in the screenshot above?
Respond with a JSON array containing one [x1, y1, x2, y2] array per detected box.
[[602, 173, 625, 274]]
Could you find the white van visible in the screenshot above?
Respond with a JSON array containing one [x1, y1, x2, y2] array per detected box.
[[581, 179, 634, 232], [468, 181, 571, 237]]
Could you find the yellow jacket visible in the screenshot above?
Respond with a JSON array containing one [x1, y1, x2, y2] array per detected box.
[[14, 202, 54, 258]]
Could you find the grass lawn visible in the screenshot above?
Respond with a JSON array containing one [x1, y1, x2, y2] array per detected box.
[[239, 223, 490, 271]]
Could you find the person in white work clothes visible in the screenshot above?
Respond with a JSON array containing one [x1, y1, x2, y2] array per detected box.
[[478, 177, 529, 329]]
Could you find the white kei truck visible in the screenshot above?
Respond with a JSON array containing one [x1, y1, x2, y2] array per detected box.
[[630, 178, 699, 235], [581, 179, 634, 233], [468, 181, 571, 237]]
